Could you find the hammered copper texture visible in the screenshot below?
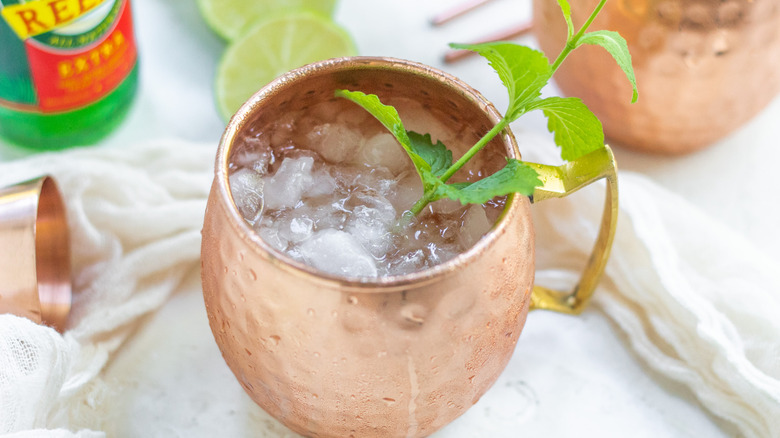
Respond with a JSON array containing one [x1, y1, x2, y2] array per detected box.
[[534, 0, 780, 154], [201, 58, 535, 437]]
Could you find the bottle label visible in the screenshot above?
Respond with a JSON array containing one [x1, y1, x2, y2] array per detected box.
[[0, 0, 137, 113]]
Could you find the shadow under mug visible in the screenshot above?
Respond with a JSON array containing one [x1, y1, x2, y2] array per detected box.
[[201, 57, 618, 437]]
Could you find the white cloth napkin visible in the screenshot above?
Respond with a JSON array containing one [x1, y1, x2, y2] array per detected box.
[[1, 138, 778, 437], [0, 140, 213, 437]]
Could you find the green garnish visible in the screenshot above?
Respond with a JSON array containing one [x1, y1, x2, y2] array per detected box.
[[338, 0, 637, 219]]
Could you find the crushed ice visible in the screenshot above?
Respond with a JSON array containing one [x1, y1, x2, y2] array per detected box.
[[228, 102, 498, 277]]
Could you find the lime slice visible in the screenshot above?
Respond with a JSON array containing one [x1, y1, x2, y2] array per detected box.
[[198, 0, 338, 41], [215, 12, 357, 121]]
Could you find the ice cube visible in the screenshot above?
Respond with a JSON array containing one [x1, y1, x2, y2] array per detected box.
[[348, 221, 391, 258], [459, 204, 492, 248], [347, 204, 396, 258], [346, 166, 395, 195], [298, 230, 378, 277], [229, 168, 265, 223], [430, 199, 464, 215], [302, 201, 346, 230], [232, 149, 261, 168], [279, 146, 319, 162], [263, 157, 315, 210], [309, 101, 339, 124], [270, 110, 300, 147], [305, 168, 338, 198], [435, 216, 461, 243], [359, 132, 409, 175], [336, 105, 370, 126], [288, 217, 314, 242], [425, 242, 458, 266], [388, 249, 425, 276], [233, 136, 274, 174], [346, 194, 397, 225], [399, 104, 450, 148], [331, 165, 360, 189], [306, 123, 364, 164], [256, 226, 289, 253], [386, 171, 423, 213], [374, 177, 398, 199]]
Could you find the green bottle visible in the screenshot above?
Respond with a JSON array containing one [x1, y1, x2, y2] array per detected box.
[[0, 0, 138, 150]]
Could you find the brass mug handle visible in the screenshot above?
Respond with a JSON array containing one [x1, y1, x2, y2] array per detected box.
[[526, 145, 619, 315]]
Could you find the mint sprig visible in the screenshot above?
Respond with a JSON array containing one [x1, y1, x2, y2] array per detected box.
[[336, 0, 636, 219], [407, 131, 452, 177], [556, 0, 575, 39], [576, 30, 638, 103], [334, 89, 541, 212], [526, 96, 603, 161], [448, 42, 551, 123], [433, 159, 542, 205], [551, 0, 638, 103]]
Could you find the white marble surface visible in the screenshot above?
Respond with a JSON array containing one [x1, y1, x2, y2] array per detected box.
[[2, 0, 778, 436]]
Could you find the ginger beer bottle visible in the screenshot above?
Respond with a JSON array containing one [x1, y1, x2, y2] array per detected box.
[[0, 0, 138, 149]]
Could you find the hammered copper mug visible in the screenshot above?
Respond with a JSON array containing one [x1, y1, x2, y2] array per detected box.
[[534, 0, 780, 154], [201, 57, 618, 437]]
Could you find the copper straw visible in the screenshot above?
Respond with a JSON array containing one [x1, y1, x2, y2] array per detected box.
[[430, 0, 497, 26], [444, 21, 534, 63], [0, 176, 71, 332]]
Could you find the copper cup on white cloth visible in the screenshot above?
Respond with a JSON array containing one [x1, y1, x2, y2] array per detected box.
[[202, 57, 618, 437], [0, 176, 71, 333]]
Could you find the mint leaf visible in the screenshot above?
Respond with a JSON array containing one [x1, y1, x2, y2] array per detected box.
[[577, 30, 638, 103], [433, 159, 541, 204], [335, 89, 431, 175], [336, 90, 460, 195], [407, 131, 452, 177], [556, 0, 574, 39], [526, 96, 603, 161], [449, 42, 552, 122]]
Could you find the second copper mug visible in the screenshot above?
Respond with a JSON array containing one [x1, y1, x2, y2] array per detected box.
[[534, 0, 780, 154], [201, 57, 618, 437]]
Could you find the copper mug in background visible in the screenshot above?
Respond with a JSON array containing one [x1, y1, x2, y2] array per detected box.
[[533, 0, 780, 154], [201, 57, 618, 437], [0, 176, 71, 333]]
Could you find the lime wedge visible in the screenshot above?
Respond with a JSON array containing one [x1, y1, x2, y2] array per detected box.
[[198, 0, 338, 41], [215, 12, 357, 121]]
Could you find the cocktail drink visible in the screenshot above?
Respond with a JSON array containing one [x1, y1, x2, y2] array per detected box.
[[228, 94, 506, 278], [201, 57, 618, 437]]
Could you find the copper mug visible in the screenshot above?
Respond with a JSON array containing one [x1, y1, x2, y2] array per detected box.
[[0, 175, 71, 332], [201, 57, 618, 437], [533, 0, 780, 154]]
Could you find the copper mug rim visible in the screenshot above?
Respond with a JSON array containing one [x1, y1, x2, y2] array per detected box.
[[213, 56, 528, 292], [0, 175, 72, 332]]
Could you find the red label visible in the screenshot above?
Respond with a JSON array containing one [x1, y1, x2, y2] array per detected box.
[[23, 0, 136, 113]]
